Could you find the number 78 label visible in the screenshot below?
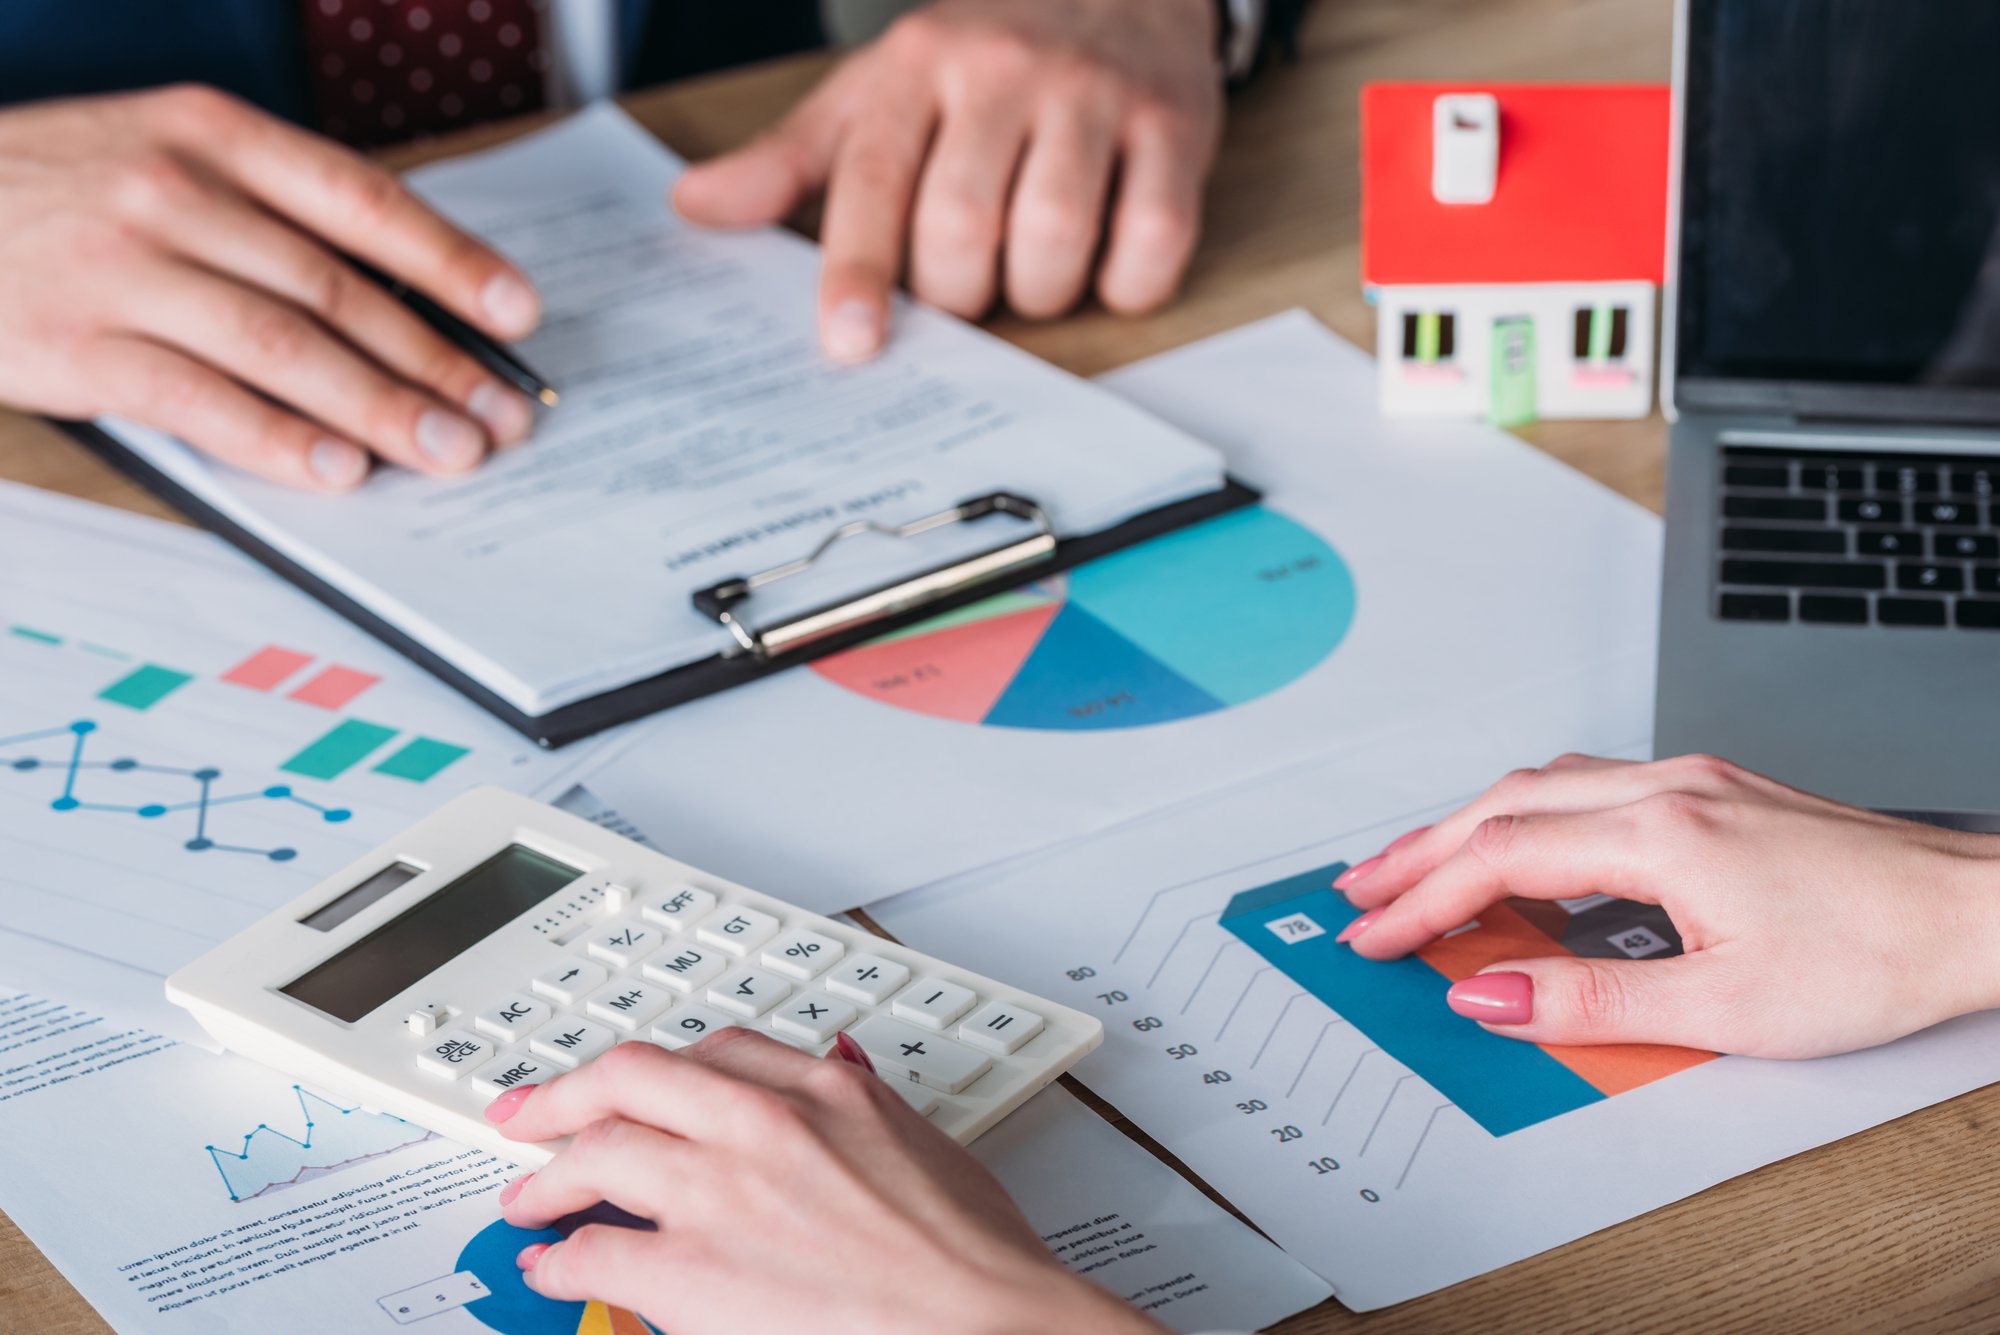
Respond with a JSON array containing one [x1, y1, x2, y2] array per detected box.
[[1265, 912, 1326, 944]]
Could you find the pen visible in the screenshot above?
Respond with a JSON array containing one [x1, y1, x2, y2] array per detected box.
[[346, 257, 560, 408]]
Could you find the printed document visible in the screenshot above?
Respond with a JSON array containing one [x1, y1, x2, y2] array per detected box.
[[98, 106, 1225, 717], [0, 990, 1332, 1333]]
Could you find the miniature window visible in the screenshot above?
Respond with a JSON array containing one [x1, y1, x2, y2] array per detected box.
[[1400, 312, 1457, 364], [1573, 306, 1632, 361]]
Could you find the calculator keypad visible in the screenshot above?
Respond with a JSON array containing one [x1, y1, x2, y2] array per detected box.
[[409, 880, 1067, 1117]]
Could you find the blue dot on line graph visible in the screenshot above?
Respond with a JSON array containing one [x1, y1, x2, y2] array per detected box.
[[0, 717, 347, 861]]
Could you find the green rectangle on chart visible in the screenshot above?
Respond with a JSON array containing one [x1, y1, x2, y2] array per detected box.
[[8, 626, 61, 646], [1415, 311, 1441, 363], [1588, 305, 1613, 362], [282, 719, 398, 781], [372, 737, 470, 783], [97, 664, 193, 711]]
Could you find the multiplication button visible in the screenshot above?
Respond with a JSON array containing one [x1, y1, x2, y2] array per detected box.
[[769, 992, 856, 1044]]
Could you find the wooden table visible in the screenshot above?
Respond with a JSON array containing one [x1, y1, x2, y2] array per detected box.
[[6, 2, 1999, 1331]]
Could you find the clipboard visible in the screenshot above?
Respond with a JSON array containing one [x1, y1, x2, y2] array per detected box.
[[64, 418, 1259, 749]]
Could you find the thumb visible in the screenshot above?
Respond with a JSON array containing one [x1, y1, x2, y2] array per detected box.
[[673, 116, 836, 229], [1446, 954, 1719, 1049]]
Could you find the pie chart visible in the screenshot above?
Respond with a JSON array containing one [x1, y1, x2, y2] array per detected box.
[[811, 506, 1356, 730], [456, 1219, 662, 1335]]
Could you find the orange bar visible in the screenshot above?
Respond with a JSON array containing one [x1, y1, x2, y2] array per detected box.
[[287, 664, 380, 710], [221, 645, 313, 691], [1417, 902, 1715, 1096]]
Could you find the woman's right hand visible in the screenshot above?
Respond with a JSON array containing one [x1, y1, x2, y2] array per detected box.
[[0, 86, 541, 490], [1336, 753, 2000, 1059]]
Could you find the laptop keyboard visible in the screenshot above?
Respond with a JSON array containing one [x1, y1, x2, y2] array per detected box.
[[1716, 445, 2000, 630]]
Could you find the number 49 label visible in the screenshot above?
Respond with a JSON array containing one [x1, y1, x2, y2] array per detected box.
[[1265, 912, 1325, 944]]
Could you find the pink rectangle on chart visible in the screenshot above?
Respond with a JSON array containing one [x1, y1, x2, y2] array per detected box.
[[287, 665, 381, 710], [221, 645, 314, 692]]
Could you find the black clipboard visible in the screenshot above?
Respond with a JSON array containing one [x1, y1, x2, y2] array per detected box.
[[64, 419, 1258, 749]]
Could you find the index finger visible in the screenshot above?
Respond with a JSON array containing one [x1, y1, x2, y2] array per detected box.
[[162, 89, 540, 340], [817, 93, 937, 363], [1347, 807, 1663, 961]]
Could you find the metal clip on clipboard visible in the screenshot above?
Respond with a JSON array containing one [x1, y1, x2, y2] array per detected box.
[[691, 492, 1056, 660]]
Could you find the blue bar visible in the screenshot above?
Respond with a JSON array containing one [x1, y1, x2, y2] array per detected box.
[[1221, 865, 1603, 1136]]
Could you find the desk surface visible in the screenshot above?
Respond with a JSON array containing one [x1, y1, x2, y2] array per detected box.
[[5, 2, 1999, 1331]]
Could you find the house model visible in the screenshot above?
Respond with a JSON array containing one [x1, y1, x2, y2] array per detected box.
[[1360, 83, 1671, 423]]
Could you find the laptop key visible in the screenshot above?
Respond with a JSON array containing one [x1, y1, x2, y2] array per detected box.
[[1916, 500, 1979, 527], [1876, 466, 1940, 495], [1878, 598, 1948, 627], [1935, 533, 1999, 560], [1798, 595, 1868, 625], [1950, 467, 1998, 498], [1723, 464, 1790, 489], [1721, 527, 1845, 555], [1972, 566, 2000, 595], [1723, 496, 1827, 522], [1957, 600, 2000, 630], [1838, 498, 1904, 524], [1719, 559, 1886, 590], [1799, 463, 1866, 492], [1896, 563, 1965, 593], [1718, 593, 1790, 622], [1857, 530, 1919, 557]]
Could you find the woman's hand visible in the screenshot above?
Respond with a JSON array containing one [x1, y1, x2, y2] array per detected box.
[[672, 0, 1224, 362], [1335, 754, 2000, 1059], [483, 1031, 1166, 1335], [0, 86, 541, 490]]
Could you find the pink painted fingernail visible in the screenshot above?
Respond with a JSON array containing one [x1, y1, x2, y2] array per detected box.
[[832, 1031, 877, 1073], [1333, 855, 1383, 890], [517, 1243, 551, 1271], [498, 1173, 533, 1206], [1447, 972, 1533, 1025], [484, 1085, 537, 1123], [822, 299, 884, 364], [1384, 825, 1432, 854], [1336, 908, 1383, 944]]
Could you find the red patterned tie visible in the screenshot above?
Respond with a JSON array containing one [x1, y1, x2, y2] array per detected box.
[[299, 0, 551, 147]]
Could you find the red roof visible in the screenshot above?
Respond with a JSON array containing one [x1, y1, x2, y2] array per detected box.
[[1361, 83, 1670, 287]]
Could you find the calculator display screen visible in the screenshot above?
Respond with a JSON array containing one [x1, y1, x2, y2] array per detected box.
[[281, 845, 580, 1022]]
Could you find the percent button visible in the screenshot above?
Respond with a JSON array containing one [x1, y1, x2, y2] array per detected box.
[[762, 929, 845, 981]]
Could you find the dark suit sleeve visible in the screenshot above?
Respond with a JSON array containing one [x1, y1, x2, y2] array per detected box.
[[625, 0, 825, 88]]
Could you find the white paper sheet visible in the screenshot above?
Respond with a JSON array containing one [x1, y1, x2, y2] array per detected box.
[[0, 990, 1331, 1333], [100, 105, 1225, 716], [584, 312, 1663, 913], [0, 485, 610, 1042], [870, 716, 2000, 1309]]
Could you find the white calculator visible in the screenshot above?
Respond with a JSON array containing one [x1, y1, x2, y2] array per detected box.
[[166, 788, 1101, 1166]]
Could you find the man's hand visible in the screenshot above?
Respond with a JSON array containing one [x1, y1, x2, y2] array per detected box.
[[0, 86, 543, 491], [673, 0, 1225, 362]]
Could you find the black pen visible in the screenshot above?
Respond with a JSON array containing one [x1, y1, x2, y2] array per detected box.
[[347, 257, 559, 408]]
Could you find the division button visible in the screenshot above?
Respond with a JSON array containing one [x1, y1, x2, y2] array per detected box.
[[824, 952, 910, 1005]]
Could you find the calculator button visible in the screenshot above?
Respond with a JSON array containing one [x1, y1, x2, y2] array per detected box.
[[891, 978, 977, 1031], [762, 929, 845, 981], [884, 1078, 940, 1118], [849, 1016, 991, 1094], [769, 991, 857, 1044], [706, 968, 792, 1018], [824, 953, 910, 1005], [602, 882, 635, 912], [583, 918, 664, 970], [639, 885, 716, 932], [405, 1003, 450, 1037], [468, 1050, 558, 1099], [641, 942, 728, 993], [584, 980, 675, 1031], [530, 960, 609, 1005], [696, 907, 782, 955], [473, 995, 551, 1043], [958, 1001, 1045, 1055], [649, 1004, 737, 1050], [528, 1017, 619, 1068], [415, 1029, 494, 1080]]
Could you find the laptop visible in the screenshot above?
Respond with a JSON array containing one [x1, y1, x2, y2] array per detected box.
[[1656, 0, 2000, 829]]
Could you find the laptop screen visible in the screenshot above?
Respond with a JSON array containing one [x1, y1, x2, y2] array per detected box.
[[1677, 2, 2000, 393]]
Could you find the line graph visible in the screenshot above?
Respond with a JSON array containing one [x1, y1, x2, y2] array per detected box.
[[1, 719, 352, 860], [205, 1085, 435, 1202]]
